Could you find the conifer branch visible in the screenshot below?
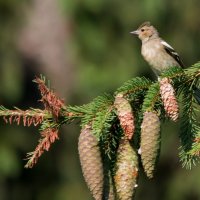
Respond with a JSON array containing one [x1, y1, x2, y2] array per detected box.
[[0, 106, 50, 126], [179, 79, 200, 169], [0, 62, 200, 195], [142, 82, 161, 113], [25, 121, 60, 168], [34, 75, 65, 118]]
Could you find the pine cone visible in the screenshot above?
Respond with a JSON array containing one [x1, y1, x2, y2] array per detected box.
[[114, 94, 135, 140], [140, 111, 160, 178], [114, 139, 139, 200], [78, 124, 103, 200], [159, 77, 179, 121]]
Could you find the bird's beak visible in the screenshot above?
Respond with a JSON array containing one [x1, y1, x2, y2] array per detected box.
[[130, 30, 139, 35]]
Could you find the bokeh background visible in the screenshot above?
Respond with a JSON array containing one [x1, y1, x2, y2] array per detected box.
[[0, 0, 200, 199]]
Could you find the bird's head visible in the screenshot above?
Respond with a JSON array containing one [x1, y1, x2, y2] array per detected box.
[[130, 22, 159, 42]]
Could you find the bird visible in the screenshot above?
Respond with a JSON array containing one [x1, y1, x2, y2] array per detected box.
[[130, 21, 184, 76], [130, 21, 200, 103]]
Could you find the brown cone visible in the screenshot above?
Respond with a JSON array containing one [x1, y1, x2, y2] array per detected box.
[[114, 94, 135, 140], [140, 111, 160, 178], [159, 77, 179, 121], [78, 124, 103, 200], [114, 139, 139, 200]]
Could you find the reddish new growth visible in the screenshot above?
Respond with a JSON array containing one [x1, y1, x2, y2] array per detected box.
[[25, 127, 59, 168], [3, 109, 45, 126], [114, 94, 135, 140], [0, 76, 66, 168], [24, 77, 65, 168], [34, 77, 65, 117]]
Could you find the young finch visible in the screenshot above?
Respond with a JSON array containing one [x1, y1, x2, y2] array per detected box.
[[131, 21, 200, 103], [130, 21, 184, 75]]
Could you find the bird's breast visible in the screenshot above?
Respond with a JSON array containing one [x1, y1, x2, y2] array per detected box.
[[141, 42, 160, 62], [141, 40, 177, 74]]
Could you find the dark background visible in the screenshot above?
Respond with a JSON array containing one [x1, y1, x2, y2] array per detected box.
[[0, 0, 200, 199]]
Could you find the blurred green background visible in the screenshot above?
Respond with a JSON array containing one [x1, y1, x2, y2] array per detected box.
[[0, 0, 200, 199]]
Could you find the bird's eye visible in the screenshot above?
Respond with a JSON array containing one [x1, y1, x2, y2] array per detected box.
[[141, 29, 145, 32]]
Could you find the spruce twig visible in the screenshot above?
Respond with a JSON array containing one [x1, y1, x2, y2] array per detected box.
[[0, 64, 199, 174]]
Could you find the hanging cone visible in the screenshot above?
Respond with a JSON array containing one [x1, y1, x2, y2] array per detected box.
[[114, 93, 135, 140], [114, 138, 139, 200], [140, 111, 161, 179], [159, 77, 179, 121], [78, 124, 103, 200]]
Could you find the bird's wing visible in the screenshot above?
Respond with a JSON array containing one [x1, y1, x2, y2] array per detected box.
[[161, 40, 185, 67]]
